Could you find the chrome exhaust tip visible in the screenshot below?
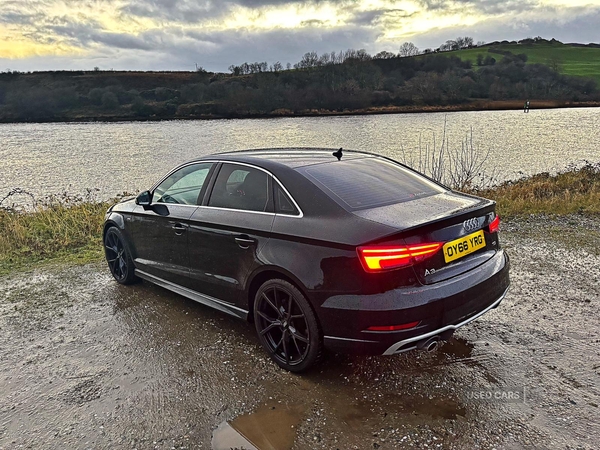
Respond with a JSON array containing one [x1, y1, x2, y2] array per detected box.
[[426, 340, 438, 352], [417, 337, 440, 353]]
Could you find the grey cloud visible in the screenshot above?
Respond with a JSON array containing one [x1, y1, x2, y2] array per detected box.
[[300, 19, 326, 26], [44, 19, 158, 50], [120, 0, 351, 23], [349, 8, 413, 26], [416, 0, 446, 10], [93, 32, 158, 51], [121, 0, 219, 24], [349, 9, 386, 26], [0, 11, 45, 26], [464, 0, 538, 15], [417, 0, 538, 15], [183, 29, 227, 45], [0, 0, 53, 27], [235, 0, 331, 6]]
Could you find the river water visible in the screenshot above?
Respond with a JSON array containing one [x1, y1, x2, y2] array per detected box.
[[1, 107, 599, 205]]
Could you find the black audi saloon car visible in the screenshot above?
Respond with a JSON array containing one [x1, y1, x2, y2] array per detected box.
[[104, 148, 509, 372]]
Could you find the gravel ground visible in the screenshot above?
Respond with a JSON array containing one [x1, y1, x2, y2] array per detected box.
[[0, 215, 598, 449]]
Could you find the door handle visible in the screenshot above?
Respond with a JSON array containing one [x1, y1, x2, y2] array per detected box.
[[172, 223, 187, 235], [235, 235, 255, 248]]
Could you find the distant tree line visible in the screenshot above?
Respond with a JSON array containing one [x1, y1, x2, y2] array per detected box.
[[225, 37, 476, 75], [0, 38, 597, 122]]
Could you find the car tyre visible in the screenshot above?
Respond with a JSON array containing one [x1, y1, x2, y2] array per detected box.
[[254, 279, 323, 372], [104, 226, 139, 285]]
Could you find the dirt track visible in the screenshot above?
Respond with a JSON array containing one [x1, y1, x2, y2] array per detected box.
[[0, 216, 598, 449]]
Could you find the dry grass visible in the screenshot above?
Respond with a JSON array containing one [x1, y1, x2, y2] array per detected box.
[[476, 163, 600, 217], [0, 193, 114, 274]]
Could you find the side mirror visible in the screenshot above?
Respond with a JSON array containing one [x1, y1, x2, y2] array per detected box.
[[135, 190, 152, 207]]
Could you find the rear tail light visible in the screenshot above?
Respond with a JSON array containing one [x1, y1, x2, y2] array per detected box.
[[489, 215, 500, 233], [366, 321, 420, 332], [358, 242, 442, 272]]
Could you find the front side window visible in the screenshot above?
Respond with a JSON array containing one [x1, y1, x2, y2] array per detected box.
[[153, 163, 213, 205], [208, 164, 270, 212]]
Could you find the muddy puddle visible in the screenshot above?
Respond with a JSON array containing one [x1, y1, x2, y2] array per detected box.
[[1, 217, 599, 449], [212, 402, 300, 450]]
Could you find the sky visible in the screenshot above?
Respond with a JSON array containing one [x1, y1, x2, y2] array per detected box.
[[1, 0, 600, 73]]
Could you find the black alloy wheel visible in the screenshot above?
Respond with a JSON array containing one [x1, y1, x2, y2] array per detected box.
[[254, 279, 322, 372], [104, 227, 138, 285]]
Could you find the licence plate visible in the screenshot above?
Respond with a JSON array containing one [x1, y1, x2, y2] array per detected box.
[[443, 230, 486, 263]]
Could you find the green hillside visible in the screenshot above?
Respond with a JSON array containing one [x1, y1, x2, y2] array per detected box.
[[448, 41, 600, 83]]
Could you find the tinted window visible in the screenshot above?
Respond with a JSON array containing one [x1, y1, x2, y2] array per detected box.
[[153, 163, 212, 205], [208, 164, 270, 212], [299, 157, 444, 211], [274, 183, 299, 216]]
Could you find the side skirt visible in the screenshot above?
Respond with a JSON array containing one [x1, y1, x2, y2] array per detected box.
[[135, 269, 249, 320]]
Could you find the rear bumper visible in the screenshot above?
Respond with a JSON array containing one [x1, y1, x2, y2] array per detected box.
[[320, 249, 510, 355], [381, 287, 507, 355]]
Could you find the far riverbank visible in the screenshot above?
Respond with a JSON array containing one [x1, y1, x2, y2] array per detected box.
[[1, 99, 599, 124]]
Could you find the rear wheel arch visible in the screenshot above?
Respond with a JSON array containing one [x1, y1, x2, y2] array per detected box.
[[246, 268, 312, 324]]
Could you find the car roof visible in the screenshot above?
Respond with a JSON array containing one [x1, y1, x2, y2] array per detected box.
[[194, 148, 374, 170]]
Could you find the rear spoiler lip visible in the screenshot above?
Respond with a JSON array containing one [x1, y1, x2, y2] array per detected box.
[[363, 197, 496, 245]]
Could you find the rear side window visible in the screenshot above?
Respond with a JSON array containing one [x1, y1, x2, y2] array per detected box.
[[274, 183, 300, 216], [298, 157, 444, 211], [208, 164, 270, 212]]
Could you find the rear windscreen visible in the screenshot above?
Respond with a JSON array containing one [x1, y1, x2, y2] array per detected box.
[[299, 157, 445, 211]]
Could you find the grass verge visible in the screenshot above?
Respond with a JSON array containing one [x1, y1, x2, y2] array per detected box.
[[476, 163, 600, 217], [0, 199, 113, 275], [1, 163, 599, 275]]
